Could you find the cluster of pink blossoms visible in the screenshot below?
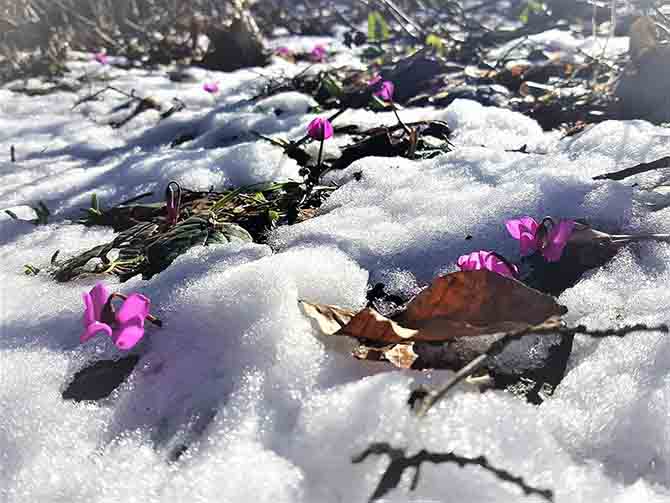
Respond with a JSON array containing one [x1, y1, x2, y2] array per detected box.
[[458, 217, 575, 278]]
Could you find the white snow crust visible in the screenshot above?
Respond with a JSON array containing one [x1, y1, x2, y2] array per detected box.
[[2, 31, 670, 503]]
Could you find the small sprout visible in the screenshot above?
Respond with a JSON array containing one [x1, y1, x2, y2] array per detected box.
[[367, 11, 390, 42], [24, 264, 40, 276], [10, 145, 15, 162], [268, 210, 280, 224], [5, 209, 19, 220], [51, 250, 60, 265], [32, 201, 50, 225], [165, 181, 182, 226]]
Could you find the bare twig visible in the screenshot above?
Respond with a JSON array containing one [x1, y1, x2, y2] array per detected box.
[[353, 443, 553, 502], [593, 156, 670, 181], [416, 321, 668, 416]]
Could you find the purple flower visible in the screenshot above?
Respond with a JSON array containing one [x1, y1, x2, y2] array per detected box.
[[94, 52, 108, 65], [203, 82, 219, 94], [506, 216, 575, 262], [457, 251, 518, 278], [368, 76, 395, 101], [80, 283, 153, 350], [310, 44, 327, 62], [307, 117, 334, 140], [276, 46, 292, 57]]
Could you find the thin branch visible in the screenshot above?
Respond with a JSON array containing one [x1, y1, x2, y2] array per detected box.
[[353, 442, 553, 502], [417, 321, 668, 416], [593, 156, 670, 181]]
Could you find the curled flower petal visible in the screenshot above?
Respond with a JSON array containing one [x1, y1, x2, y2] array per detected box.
[[505, 217, 538, 239], [81, 320, 112, 344], [82, 283, 111, 327], [375, 81, 395, 101], [310, 45, 327, 62], [116, 293, 151, 324], [542, 220, 575, 262], [94, 52, 108, 65], [457, 250, 518, 278], [307, 117, 334, 140], [112, 317, 146, 350], [203, 82, 219, 94], [506, 216, 540, 256]]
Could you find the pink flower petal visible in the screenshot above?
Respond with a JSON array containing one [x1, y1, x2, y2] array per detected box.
[[307, 117, 334, 140], [458, 250, 517, 278], [80, 320, 112, 344], [374, 81, 395, 101], [115, 294, 151, 324], [542, 220, 575, 262], [112, 318, 145, 350], [506, 217, 539, 256], [89, 283, 111, 320], [505, 217, 538, 239]]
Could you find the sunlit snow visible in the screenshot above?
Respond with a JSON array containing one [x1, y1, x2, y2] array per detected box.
[[2, 30, 670, 503]]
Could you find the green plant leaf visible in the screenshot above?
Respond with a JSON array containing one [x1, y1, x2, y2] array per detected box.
[[368, 11, 390, 42]]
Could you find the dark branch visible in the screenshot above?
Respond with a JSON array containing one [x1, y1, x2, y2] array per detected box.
[[353, 442, 553, 502], [593, 156, 670, 181], [417, 321, 668, 416]]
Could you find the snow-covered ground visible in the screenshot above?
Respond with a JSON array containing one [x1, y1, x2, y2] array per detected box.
[[2, 32, 670, 503]]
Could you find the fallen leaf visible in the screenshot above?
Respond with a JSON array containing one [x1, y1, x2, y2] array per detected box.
[[353, 343, 419, 369], [396, 270, 565, 328], [299, 301, 356, 335]]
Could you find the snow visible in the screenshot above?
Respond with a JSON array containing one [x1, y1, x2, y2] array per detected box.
[[2, 29, 670, 503]]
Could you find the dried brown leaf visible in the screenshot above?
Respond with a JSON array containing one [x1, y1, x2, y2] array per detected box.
[[396, 270, 565, 329], [299, 301, 356, 335], [353, 343, 419, 369]]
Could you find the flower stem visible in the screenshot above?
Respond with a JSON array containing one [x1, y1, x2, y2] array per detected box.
[[316, 138, 325, 175], [391, 101, 411, 136]]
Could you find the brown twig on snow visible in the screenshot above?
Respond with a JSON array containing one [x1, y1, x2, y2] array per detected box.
[[353, 442, 554, 502], [593, 156, 670, 181], [416, 320, 668, 416]]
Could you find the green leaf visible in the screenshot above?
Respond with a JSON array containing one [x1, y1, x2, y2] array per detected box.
[[425, 34, 446, 56], [368, 11, 390, 42], [322, 75, 343, 98]]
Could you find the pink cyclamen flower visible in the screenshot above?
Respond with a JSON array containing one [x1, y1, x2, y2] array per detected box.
[[310, 45, 327, 62], [203, 82, 219, 94], [307, 117, 334, 140], [94, 52, 108, 65], [505, 216, 575, 262], [457, 250, 518, 278], [276, 46, 292, 57], [375, 81, 395, 101], [80, 283, 152, 350], [368, 76, 394, 101]]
